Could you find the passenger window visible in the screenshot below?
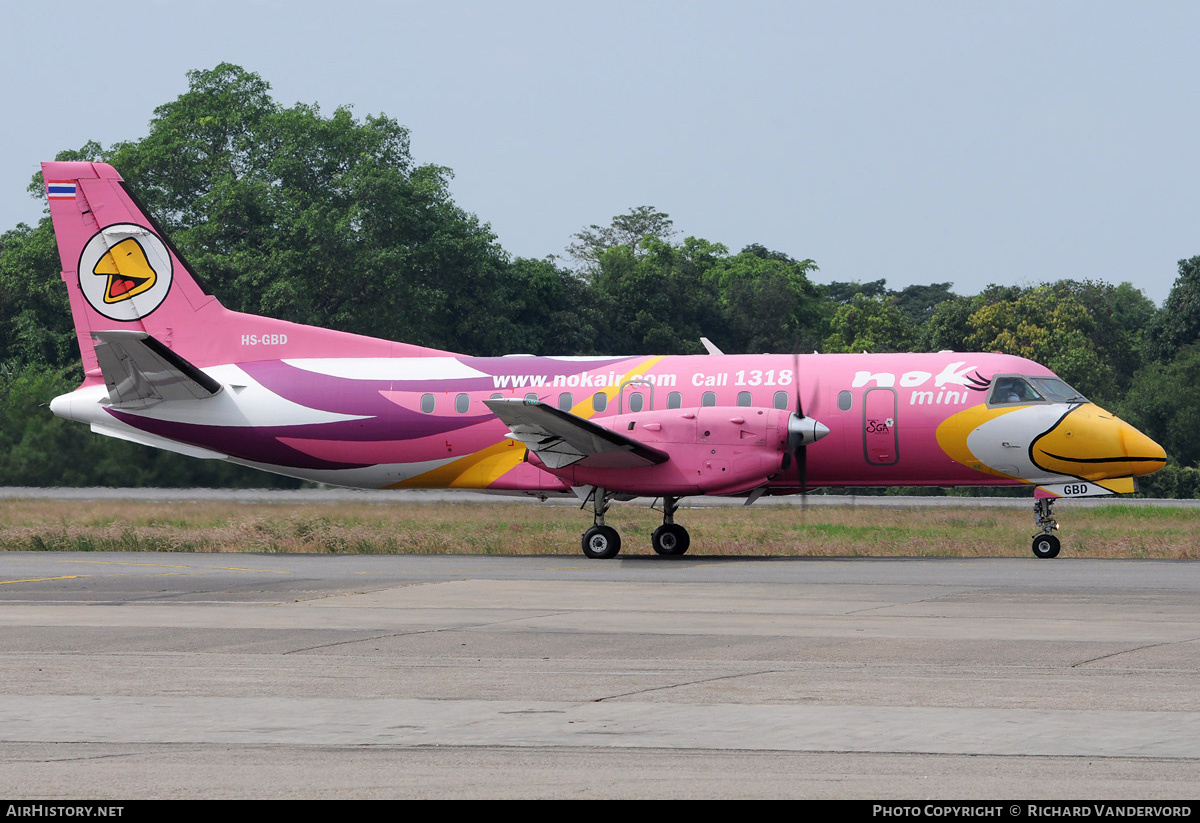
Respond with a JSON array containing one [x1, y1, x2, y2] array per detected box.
[[524, 393, 538, 403], [420, 393, 435, 414], [629, 392, 644, 412], [455, 393, 470, 413], [592, 392, 607, 412], [737, 391, 752, 407], [773, 391, 789, 410], [490, 393, 504, 400], [558, 392, 573, 411], [838, 390, 852, 411], [667, 391, 682, 409], [702, 391, 716, 407]]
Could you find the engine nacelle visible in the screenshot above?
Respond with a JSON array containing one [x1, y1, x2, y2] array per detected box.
[[528, 406, 795, 496]]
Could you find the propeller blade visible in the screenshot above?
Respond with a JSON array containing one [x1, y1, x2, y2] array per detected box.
[[798, 435, 807, 495], [787, 353, 829, 495]]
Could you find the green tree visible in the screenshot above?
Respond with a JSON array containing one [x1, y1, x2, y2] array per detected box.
[[592, 236, 724, 354], [0, 222, 74, 368], [71, 64, 516, 355], [824, 278, 888, 304], [705, 245, 823, 353], [565, 206, 676, 275], [823, 293, 917, 353], [1053, 279, 1154, 396], [1147, 256, 1200, 363], [467, 256, 598, 355], [1119, 345, 1200, 471], [893, 282, 956, 327]]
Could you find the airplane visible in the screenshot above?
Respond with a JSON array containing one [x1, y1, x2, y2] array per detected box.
[[40, 161, 1168, 559]]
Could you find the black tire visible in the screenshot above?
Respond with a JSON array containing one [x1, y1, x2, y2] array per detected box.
[[582, 525, 621, 559], [1032, 534, 1061, 559], [651, 523, 690, 556]]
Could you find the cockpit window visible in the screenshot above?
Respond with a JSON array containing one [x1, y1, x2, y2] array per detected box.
[[989, 375, 1088, 405], [989, 376, 1043, 405], [1028, 377, 1088, 404]]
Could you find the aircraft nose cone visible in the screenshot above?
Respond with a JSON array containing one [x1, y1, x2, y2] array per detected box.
[[1031, 404, 1167, 480], [1120, 422, 1167, 477]]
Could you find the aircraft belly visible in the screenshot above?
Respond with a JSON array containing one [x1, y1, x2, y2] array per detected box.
[[229, 457, 460, 488]]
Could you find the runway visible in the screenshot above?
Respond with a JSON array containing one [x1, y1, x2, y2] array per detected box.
[[2, 552, 1199, 798]]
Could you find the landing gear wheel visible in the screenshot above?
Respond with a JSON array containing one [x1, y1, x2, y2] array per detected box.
[[651, 523, 690, 556], [582, 525, 621, 559], [1032, 534, 1061, 559]]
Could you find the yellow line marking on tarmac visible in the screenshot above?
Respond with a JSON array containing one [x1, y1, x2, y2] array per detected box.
[[54, 559, 289, 574], [61, 559, 193, 569], [21, 556, 292, 578], [0, 575, 82, 584], [212, 566, 290, 574]]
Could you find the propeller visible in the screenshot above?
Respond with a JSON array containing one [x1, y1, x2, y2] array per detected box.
[[786, 352, 830, 494]]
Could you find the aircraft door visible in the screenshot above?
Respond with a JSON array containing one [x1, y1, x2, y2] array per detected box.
[[618, 377, 656, 413], [863, 387, 899, 465]]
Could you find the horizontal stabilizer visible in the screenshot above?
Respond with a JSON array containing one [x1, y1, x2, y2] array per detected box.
[[484, 398, 670, 469], [92, 330, 222, 408]]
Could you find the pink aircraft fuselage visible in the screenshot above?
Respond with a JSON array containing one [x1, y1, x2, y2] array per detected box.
[[41, 161, 1167, 558]]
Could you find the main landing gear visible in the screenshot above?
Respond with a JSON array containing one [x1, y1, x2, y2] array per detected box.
[[579, 489, 692, 559], [581, 486, 621, 559], [651, 496, 690, 556], [1031, 498, 1061, 559]]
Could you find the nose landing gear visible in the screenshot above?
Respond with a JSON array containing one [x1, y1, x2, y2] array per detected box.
[[1032, 498, 1061, 559]]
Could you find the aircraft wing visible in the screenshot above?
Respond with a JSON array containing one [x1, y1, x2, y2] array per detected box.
[[92, 330, 222, 408], [484, 398, 670, 469]]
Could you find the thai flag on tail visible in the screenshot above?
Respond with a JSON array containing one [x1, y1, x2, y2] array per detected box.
[[46, 181, 77, 199]]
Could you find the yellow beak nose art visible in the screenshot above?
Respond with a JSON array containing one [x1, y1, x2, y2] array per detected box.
[[937, 400, 1167, 485], [93, 237, 158, 304], [1030, 404, 1167, 480]]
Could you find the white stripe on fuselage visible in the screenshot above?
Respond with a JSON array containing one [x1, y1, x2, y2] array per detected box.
[[282, 357, 489, 381], [59, 365, 369, 428]]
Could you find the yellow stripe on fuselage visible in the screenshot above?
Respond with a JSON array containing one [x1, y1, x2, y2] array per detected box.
[[389, 356, 664, 490]]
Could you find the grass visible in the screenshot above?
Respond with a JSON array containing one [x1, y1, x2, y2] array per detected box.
[[1, 498, 1198, 558]]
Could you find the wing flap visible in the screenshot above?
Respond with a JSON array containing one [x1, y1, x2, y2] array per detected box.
[[484, 398, 669, 469], [92, 330, 222, 408]]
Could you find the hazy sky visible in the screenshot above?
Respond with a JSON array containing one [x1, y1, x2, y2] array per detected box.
[[3, 0, 1197, 305]]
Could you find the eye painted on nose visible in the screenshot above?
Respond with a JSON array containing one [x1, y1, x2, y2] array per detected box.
[[1030, 404, 1167, 480]]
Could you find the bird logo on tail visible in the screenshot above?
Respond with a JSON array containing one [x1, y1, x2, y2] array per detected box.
[[77, 224, 174, 321]]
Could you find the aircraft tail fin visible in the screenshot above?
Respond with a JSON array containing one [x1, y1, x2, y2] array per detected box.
[[42, 161, 454, 385]]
